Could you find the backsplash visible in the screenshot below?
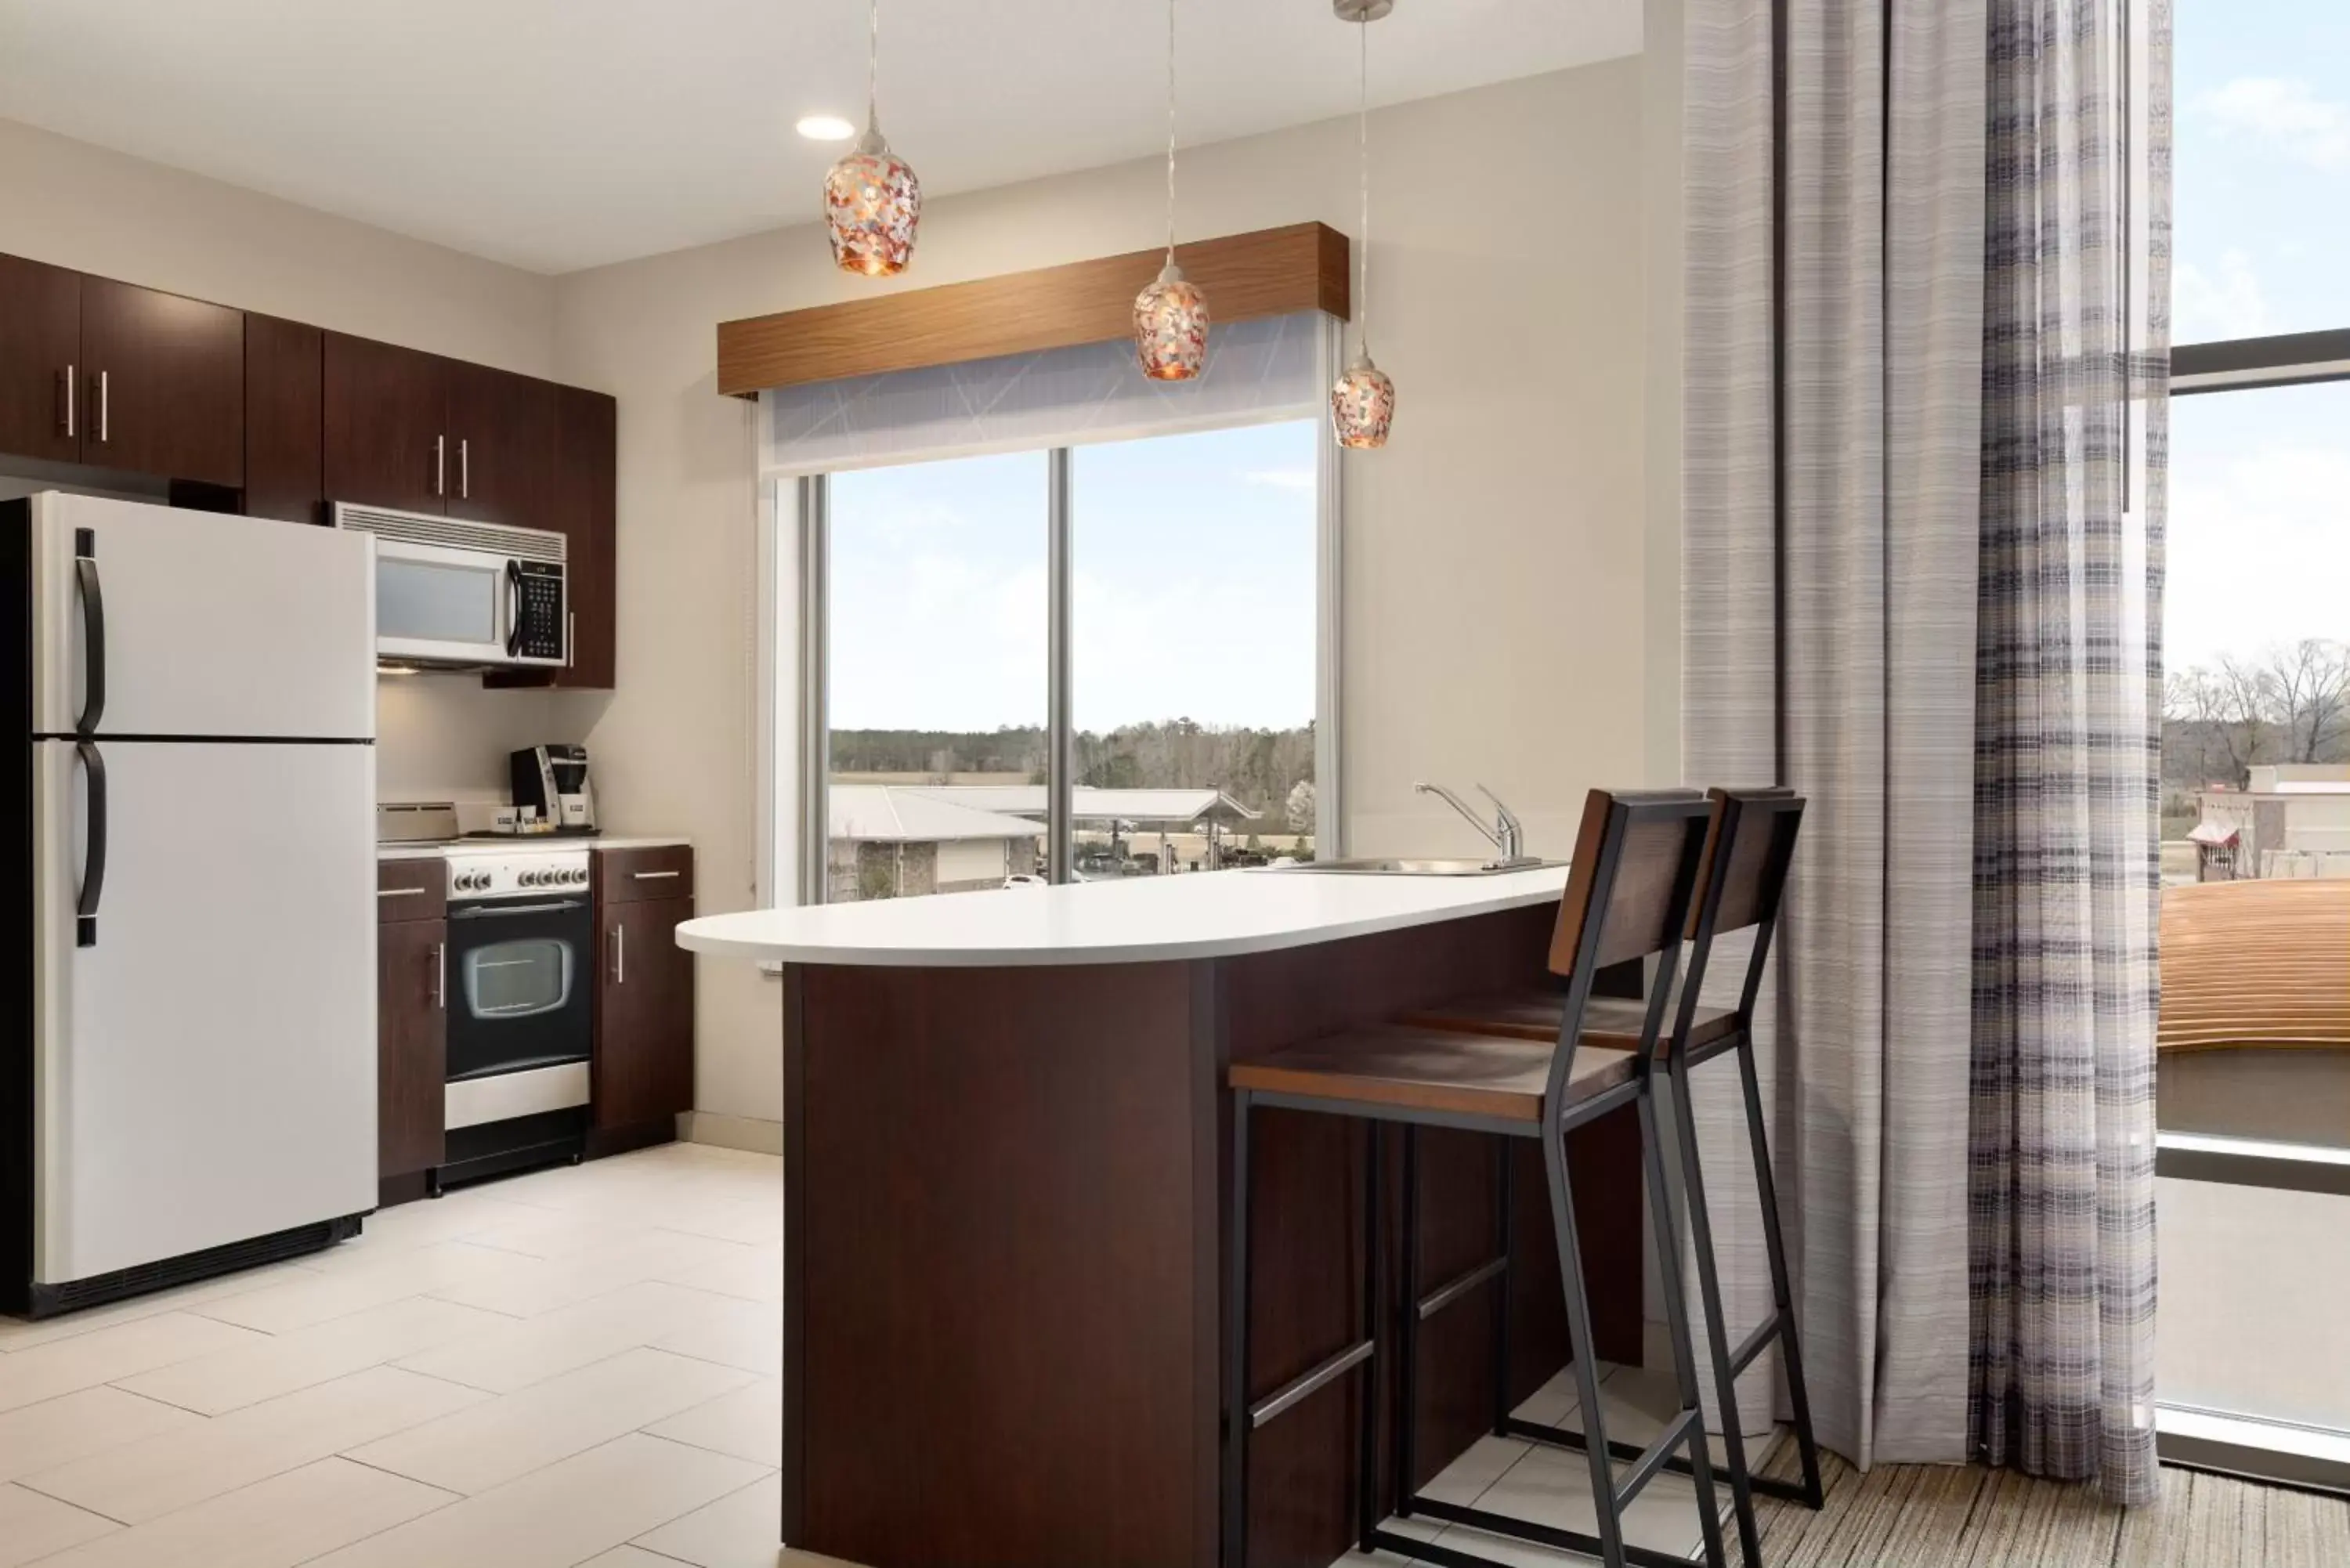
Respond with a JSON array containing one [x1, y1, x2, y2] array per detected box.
[[376, 673, 584, 804]]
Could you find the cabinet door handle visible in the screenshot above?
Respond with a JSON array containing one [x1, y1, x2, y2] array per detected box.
[[95, 370, 108, 444], [459, 438, 469, 499], [60, 364, 74, 439], [377, 885, 426, 899], [433, 941, 446, 1010], [632, 869, 680, 881], [434, 435, 446, 497], [613, 923, 625, 985]]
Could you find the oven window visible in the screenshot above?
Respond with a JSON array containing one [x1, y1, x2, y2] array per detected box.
[[381, 558, 500, 645], [464, 938, 572, 1018]]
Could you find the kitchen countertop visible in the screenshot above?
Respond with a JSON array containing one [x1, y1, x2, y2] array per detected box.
[[375, 835, 690, 862], [675, 862, 1570, 968]]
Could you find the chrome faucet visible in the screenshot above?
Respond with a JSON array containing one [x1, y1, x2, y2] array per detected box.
[[1415, 782, 1528, 865]]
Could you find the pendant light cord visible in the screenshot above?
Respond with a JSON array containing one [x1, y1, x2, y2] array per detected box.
[[1164, 0, 1179, 262], [867, 0, 880, 127], [1356, 16, 1371, 353]]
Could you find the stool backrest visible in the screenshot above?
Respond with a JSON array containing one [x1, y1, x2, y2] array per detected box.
[[1675, 787, 1806, 1042], [1543, 789, 1713, 1119]]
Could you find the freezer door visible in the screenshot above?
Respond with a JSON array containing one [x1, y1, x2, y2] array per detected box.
[[33, 738, 377, 1285], [30, 494, 375, 740]]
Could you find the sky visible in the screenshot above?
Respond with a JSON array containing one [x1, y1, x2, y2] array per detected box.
[[826, 419, 1318, 734], [2167, 0, 2350, 674]]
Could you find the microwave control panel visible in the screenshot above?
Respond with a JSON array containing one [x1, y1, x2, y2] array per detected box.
[[510, 561, 566, 663]]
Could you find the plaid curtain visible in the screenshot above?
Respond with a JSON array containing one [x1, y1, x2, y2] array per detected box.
[[1969, 0, 2169, 1508]]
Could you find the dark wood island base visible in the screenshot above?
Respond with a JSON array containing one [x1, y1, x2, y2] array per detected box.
[[777, 901, 1645, 1568]]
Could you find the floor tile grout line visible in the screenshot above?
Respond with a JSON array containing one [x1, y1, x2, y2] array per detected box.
[[9, 1472, 139, 1528]]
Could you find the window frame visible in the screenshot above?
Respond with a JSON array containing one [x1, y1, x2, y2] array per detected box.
[[759, 406, 1344, 910], [2155, 331, 2350, 1488]]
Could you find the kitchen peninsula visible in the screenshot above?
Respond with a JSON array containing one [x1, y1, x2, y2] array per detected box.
[[679, 868, 1650, 1568]]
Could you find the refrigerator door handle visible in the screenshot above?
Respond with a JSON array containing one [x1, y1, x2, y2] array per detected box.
[[74, 532, 105, 734], [75, 739, 107, 948]]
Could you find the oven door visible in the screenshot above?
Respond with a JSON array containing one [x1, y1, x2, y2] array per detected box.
[[445, 896, 593, 1093]]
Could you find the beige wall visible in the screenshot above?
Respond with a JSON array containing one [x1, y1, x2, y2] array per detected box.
[[0, 114, 583, 800], [552, 59, 1657, 1125]]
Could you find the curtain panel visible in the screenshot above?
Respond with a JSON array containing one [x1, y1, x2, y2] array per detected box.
[[1681, 0, 1985, 1466], [1969, 0, 2170, 1508]]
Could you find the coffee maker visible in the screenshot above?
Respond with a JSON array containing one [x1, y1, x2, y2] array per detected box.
[[511, 744, 596, 833]]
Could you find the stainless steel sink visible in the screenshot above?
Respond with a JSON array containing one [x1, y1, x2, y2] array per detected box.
[[1267, 856, 1567, 876]]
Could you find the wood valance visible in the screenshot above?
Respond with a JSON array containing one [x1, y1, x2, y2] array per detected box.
[[716, 221, 1349, 398]]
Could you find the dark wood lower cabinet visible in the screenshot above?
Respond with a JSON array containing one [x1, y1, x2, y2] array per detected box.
[[595, 895, 696, 1133], [378, 916, 447, 1182]]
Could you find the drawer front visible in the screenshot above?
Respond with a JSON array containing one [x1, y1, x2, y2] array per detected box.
[[600, 844, 694, 904], [377, 859, 447, 923]]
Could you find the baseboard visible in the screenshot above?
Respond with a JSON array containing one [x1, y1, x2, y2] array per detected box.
[[683, 1111, 784, 1156]]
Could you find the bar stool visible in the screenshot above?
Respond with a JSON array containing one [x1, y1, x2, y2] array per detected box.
[[1224, 789, 1726, 1568], [1406, 787, 1824, 1568]]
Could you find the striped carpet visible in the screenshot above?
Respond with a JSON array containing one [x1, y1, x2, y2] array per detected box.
[[1748, 1439, 2350, 1566]]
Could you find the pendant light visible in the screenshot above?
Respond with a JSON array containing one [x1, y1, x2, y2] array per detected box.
[[1330, 0, 1396, 448], [1133, 0, 1209, 380], [823, 0, 921, 277]]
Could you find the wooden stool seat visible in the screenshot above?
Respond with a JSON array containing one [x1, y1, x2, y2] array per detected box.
[[1227, 1026, 1636, 1124], [1401, 991, 1741, 1053]]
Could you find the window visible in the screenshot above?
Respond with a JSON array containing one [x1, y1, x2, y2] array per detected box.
[[2156, 0, 2350, 1488]]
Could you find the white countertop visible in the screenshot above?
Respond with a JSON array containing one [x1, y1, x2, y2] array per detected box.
[[674, 864, 1570, 969], [376, 836, 689, 862]]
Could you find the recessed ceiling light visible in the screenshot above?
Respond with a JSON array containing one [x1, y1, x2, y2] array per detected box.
[[797, 114, 857, 143]]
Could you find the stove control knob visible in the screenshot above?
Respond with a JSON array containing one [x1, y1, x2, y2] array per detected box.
[[566, 868, 586, 886], [522, 869, 544, 887]]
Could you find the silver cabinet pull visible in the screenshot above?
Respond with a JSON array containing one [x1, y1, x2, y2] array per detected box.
[[612, 923, 626, 985], [632, 869, 680, 880], [61, 364, 74, 439], [459, 438, 469, 499], [433, 941, 446, 1010], [434, 435, 446, 497], [566, 610, 575, 670], [377, 885, 427, 898], [96, 370, 108, 444]]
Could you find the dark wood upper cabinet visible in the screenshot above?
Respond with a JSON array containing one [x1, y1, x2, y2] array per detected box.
[[244, 314, 324, 524], [595, 894, 695, 1133], [446, 360, 557, 530], [377, 912, 447, 1181], [79, 277, 244, 488], [0, 255, 81, 464], [323, 331, 450, 515], [487, 384, 616, 691]]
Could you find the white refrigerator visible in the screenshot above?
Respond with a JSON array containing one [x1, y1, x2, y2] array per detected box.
[[4, 493, 379, 1318]]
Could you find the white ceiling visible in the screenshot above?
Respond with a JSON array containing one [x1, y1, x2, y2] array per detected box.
[[0, 0, 1643, 275]]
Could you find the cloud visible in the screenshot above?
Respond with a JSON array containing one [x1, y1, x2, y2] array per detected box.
[[2173, 248, 2271, 342], [2196, 77, 2350, 171], [1242, 468, 1317, 493]]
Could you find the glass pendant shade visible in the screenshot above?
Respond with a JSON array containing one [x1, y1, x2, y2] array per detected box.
[[1331, 348, 1396, 449], [1133, 261, 1210, 381], [824, 124, 921, 277]]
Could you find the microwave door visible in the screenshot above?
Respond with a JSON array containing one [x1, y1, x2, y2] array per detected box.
[[373, 543, 507, 666]]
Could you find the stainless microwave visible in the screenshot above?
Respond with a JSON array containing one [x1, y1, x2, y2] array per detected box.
[[331, 503, 568, 670]]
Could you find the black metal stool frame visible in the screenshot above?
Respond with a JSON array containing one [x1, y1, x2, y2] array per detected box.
[[1465, 789, 1825, 1568], [1224, 793, 1729, 1568]]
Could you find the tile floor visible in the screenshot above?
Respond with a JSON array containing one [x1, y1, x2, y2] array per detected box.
[[0, 1141, 1723, 1568]]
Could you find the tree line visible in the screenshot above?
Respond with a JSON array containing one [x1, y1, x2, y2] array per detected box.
[[2164, 638, 2350, 789]]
